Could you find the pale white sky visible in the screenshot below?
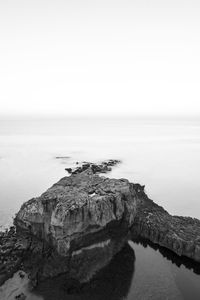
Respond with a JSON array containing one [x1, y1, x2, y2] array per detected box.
[[0, 0, 200, 116]]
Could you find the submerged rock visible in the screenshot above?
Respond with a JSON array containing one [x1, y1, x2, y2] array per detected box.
[[65, 159, 121, 175], [55, 156, 70, 159]]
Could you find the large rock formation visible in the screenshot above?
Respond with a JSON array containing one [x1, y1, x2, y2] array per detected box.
[[13, 162, 200, 263], [131, 194, 200, 262], [15, 167, 137, 256], [1, 159, 200, 294]]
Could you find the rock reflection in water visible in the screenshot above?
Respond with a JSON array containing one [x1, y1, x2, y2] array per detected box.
[[132, 236, 200, 275], [129, 237, 200, 300], [32, 241, 135, 300]]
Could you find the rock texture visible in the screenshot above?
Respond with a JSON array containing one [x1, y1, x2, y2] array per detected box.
[[14, 164, 200, 262], [15, 168, 137, 256], [131, 193, 200, 262], [0, 227, 30, 286], [65, 159, 121, 175], [1, 160, 200, 290]]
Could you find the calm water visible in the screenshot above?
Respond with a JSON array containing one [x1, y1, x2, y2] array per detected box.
[[0, 117, 200, 299]]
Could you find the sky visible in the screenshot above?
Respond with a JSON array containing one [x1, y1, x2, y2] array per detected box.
[[0, 0, 200, 117]]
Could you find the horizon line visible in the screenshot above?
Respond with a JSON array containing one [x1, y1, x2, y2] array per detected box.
[[0, 113, 200, 121]]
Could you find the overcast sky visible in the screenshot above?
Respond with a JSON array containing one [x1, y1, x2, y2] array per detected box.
[[0, 0, 200, 117]]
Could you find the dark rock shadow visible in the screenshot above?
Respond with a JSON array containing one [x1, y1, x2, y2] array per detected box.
[[132, 236, 200, 275], [32, 242, 135, 300]]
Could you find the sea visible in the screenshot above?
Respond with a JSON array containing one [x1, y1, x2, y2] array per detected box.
[[0, 116, 200, 299]]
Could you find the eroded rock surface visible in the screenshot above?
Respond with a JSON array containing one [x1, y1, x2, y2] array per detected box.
[[131, 195, 200, 262], [0, 227, 30, 286], [15, 167, 137, 256], [1, 160, 200, 292], [65, 159, 121, 175]]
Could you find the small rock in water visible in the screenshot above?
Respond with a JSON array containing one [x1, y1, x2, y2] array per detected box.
[[65, 159, 121, 175], [65, 167, 72, 173], [55, 156, 70, 159]]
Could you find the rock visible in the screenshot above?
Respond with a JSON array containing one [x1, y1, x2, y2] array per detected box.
[[65, 236, 127, 284], [0, 227, 29, 286], [15, 293, 26, 300], [65, 159, 121, 175], [131, 195, 200, 262], [13, 165, 200, 265], [65, 167, 72, 173], [55, 156, 70, 159], [14, 169, 137, 256], [1, 160, 200, 289], [0, 231, 130, 291], [131, 236, 200, 274], [19, 271, 25, 279]]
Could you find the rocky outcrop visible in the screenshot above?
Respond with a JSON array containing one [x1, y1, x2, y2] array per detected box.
[[14, 167, 137, 257], [0, 227, 30, 286], [131, 195, 200, 262], [65, 159, 121, 175], [1, 160, 200, 292], [13, 164, 200, 263]]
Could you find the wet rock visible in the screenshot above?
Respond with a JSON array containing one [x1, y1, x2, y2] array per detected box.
[[55, 156, 70, 159], [65, 159, 121, 175], [65, 167, 72, 173]]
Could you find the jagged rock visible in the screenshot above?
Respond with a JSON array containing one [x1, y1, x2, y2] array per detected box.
[[65, 168, 72, 173], [0, 227, 29, 286], [131, 196, 200, 262], [13, 164, 200, 263], [65, 159, 121, 175], [1, 160, 200, 290], [15, 168, 137, 256]]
